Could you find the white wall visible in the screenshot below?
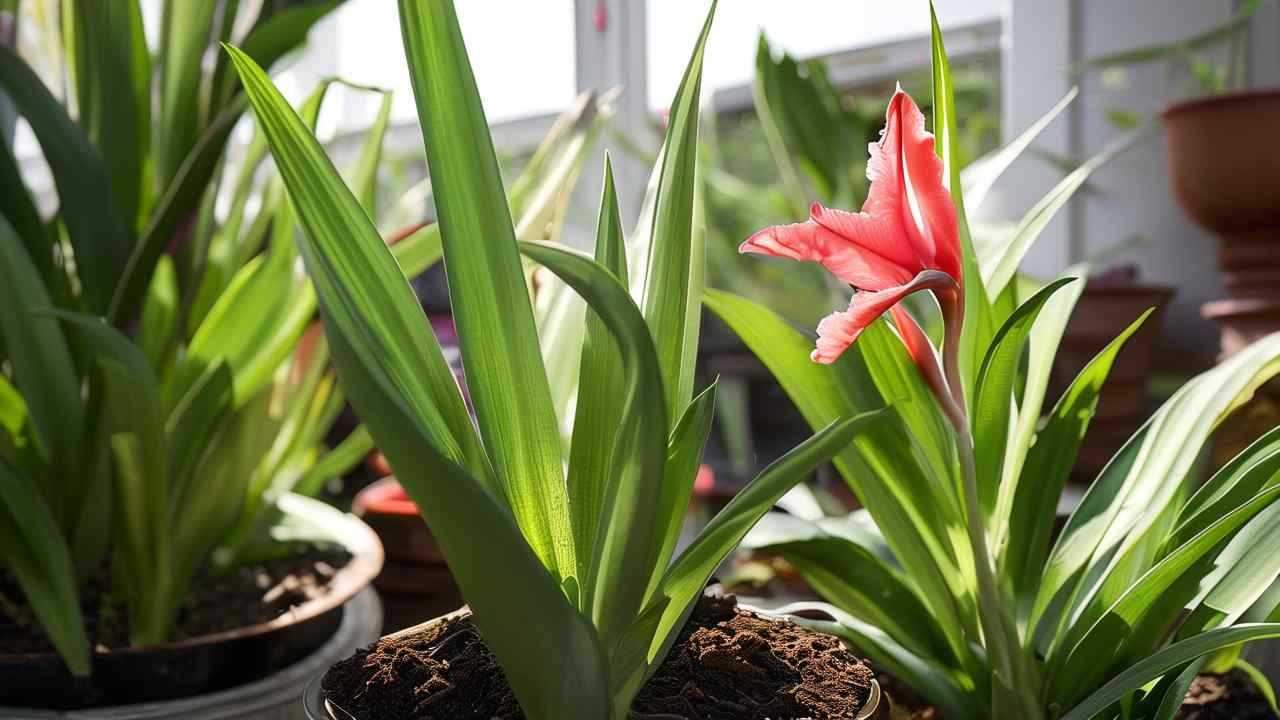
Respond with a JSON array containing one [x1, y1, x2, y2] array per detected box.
[[1003, 0, 1280, 353]]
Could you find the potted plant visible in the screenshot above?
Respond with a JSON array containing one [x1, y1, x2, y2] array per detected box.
[[230, 2, 888, 717], [0, 2, 415, 713], [713, 6, 1280, 719]]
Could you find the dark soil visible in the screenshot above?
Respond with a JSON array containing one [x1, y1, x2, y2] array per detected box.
[[1178, 669, 1279, 720], [322, 593, 875, 719], [0, 545, 349, 654]]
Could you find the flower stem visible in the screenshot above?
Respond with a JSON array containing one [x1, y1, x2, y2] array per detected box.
[[938, 289, 1043, 720]]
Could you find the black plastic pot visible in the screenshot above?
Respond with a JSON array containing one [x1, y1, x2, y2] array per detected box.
[[0, 495, 383, 710]]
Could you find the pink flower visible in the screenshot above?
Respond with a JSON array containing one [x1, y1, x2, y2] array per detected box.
[[740, 88, 961, 364]]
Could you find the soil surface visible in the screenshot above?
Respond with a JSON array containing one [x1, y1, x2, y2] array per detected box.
[[0, 545, 349, 654], [1178, 669, 1279, 720], [323, 592, 875, 719]]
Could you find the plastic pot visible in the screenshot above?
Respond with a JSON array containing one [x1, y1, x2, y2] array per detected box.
[[350, 478, 462, 633], [302, 607, 886, 720], [0, 495, 384, 715]]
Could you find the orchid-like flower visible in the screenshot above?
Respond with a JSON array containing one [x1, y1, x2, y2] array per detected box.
[[741, 88, 962, 368]]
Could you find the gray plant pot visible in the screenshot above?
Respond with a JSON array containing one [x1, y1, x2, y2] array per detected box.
[[1, 587, 381, 720]]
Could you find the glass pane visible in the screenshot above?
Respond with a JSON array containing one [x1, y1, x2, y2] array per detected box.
[[646, 0, 1002, 109], [296, 0, 577, 132]]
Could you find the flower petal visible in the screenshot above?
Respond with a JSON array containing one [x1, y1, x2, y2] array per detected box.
[[895, 91, 962, 281], [741, 221, 913, 291], [810, 270, 957, 364], [889, 304, 950, 405]]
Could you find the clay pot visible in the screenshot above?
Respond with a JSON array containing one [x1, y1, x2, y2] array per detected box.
[[1202, 298, 1280, 358], [351, 478, 462, 633], [1164, 90, 1280, 235], [0, 495, 383, 712]]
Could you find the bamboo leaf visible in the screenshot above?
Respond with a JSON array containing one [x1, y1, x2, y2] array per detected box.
[[399, 0, 574, 579]]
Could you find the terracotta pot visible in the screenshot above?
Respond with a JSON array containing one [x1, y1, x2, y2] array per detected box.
[[0, 495, 383, 711], [1164, 90, 1280, 235], [1202, 298, 1280, 358], [301, 607, 887, 720], [351, 478, 462, 633]]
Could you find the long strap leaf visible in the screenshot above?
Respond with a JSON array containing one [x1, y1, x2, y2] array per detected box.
[[0, 46, 134, 314], [638, 1, 716, 420], [399, 0, 574, 579]]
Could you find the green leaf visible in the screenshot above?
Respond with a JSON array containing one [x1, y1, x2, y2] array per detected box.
[[140, 255, 179, 373], [1060, 624, 1280, 720], [929, 2, 994, 398], [982, 130, 1142, 299], [520, 241, 667, 644], [647, 414, 873, 679], [649, 381, 717, 597], [1051, 485, 1280, 706], [991, 270, 1085, 553], [65, 0, 150, 229], [351, 90, 393, 215], [566, 160, 630, 604], [0, 457, 89, 675], [112, 96, 248, 323], [165, 363, 235, 494], [209, 1, 345, 112], [399, 0, 574, 579], [0, 126, 53, 280], [1001, 309, 1150, 607], [0, 216, 82, 497], [961, 88, 1077, 213], [0, 46, 134, 314], [50, 311, 171, 645], [638, 1, 715, 420], [389, 222, 444, 279], [1035, 333, 1280, 657], [224, 43, 488, 497], [972, 277, 1076, 516], [294, 425, 374, 497], [156, 0, 217, 190], [1176, 426, 1280, 539], [746, 511, 956, 666], [1178, 503, 1280, 639]]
